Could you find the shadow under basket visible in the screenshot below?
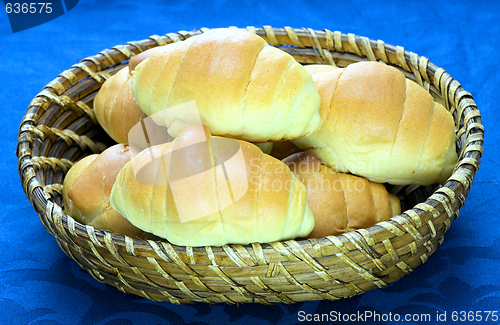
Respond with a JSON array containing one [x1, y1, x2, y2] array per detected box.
[[16, 27, 484, 304]]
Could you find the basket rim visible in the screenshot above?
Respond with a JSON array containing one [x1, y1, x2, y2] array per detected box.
[[15, 26, 484, 304]]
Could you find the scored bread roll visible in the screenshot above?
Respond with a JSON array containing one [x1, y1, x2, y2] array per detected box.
[[292, 61, 458, 186], [131, 28, 322, 142], [283, 152, 401, 238], [110, 125, 315, 246], [63, 144, 151, 239], [94, 66, 147, 144], [129, 47, 159, 72]]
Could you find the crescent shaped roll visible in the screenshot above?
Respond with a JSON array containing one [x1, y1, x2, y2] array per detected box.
[[110, 125, 315, 246], [130, 28, 322, 142], [284, 152, 400, 237], [63, 144, 150, 239], [292, 61, 458, 186], [94, 66, 147, 144]]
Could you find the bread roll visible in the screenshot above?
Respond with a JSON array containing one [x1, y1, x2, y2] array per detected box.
[[63, 144, 150, 239], [94, 66, 147, 144], [292, 61, 458, 186], [131, 28, 322, 142], [284, 152, 401, 237], [303, 64, 338, 75], [129, 47, 159, 72], [110, 125, 315, 246]]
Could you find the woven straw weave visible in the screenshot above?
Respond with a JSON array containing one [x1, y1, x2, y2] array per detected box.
[[16, 26, 484, 304]]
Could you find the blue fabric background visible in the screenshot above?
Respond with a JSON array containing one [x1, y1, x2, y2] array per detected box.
[[1, 0, 498, 324]]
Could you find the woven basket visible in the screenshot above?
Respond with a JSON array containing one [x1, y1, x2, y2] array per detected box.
[[16, 26, 484, 304]]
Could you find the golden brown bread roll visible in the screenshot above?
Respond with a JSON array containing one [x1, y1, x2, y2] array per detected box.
[[131, 28, 322, 142], [110, 125, 315, 246], [283, 152, 401, 238], [63, 144, 150, 239], [94, 66, 147, 144], [129, 47, 159, 72], [292, 61, 458, 186]]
